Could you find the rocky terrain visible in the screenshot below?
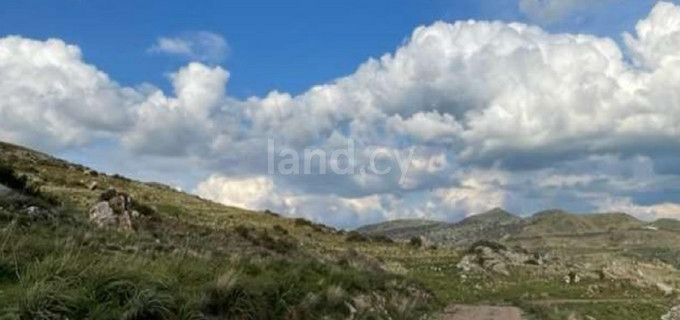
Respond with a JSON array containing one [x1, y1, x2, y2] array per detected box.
[[0, 141, 434, 319], [1, 140, 680, 319], [360, 206, 680, 319]]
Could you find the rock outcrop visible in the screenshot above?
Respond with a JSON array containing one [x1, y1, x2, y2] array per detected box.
[[457, 241, 544, 276], [663, 306, 680, 320], [89, 188, 139, 231]]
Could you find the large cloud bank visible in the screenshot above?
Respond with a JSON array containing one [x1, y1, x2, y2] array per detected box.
[[2, 2, 680, 227]]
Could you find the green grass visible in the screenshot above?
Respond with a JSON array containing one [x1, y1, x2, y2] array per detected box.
[[0, 162, 432, 319], [403, 256, 674, 320], [0, 212, 431, 319], [1, 141, 678, 319]]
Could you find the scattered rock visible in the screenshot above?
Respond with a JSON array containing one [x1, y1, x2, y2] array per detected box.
[[88, 181, 98, 191], [657, 282, 674, 296], [456, 241, 542, 276], [89, 189, 139, 231], [24, 206, 55, 220], [662, 305, 680, 320], [564, 271, 581, 285]]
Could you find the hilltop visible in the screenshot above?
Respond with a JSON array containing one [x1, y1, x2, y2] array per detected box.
[[357, 208, 521, 245], [356, 218, 448, 239]]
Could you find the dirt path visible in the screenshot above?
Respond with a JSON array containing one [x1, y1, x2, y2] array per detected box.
[[437, 305, 523, 320], [528, 298, 663, 305]]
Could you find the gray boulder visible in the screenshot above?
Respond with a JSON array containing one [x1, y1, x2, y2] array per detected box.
[[88, 189, 138, 231], [662, 306, 680, 320], [456, 241, 540, 276], [24, 206, 55, 220], [0, 183, 12, 197], [88, 181, 98, 191]]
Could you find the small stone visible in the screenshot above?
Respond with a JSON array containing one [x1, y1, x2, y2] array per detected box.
[[88, 181, 98, 191], [24, 206, 53, 220]]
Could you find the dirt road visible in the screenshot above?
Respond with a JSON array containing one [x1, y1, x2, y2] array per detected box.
[[437, 305, 523, 320]]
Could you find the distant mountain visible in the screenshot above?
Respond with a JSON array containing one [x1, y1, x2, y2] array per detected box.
[[425, 208, 523, 246], [355, 208, 669, 247], [357, 208, 522, 245], [460, 207, 520, 225], [520, 210, 642, 237], [650, 218, 680, 232], [356, 219, 447, 239]]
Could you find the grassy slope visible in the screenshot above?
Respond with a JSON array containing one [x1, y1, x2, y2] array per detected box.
[[356, 219, 448, 240], [357, 208, 522, 246], [355, 202, 680, 319], [0, 142, 434, 319], [1, 141, 679, 320]]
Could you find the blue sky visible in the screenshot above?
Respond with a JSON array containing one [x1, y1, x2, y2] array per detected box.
[[0, 0, 660, 97], [2, 0, 680, 228]]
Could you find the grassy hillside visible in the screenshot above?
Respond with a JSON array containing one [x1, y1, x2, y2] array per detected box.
[[520, 210, 642, 237], [356, 219, 447, 240], [355, 204, 680, 319], [651, 218, 680, 232], [2, 141, 680, 320], [358, 208, 522, 246], [0, 141, 433, 319]]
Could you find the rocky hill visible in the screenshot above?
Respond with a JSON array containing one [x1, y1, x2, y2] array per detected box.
[[0, 141, 434, 319], [356, 218, 448, 239], [357, 208, 522, 246], [357, 207, 676, 250], [519, 210, 642, 236]]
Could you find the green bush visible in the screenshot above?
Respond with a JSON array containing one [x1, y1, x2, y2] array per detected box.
[[272, 224, 288, 235], [293, 218, 314, 227], [369, 235, 394, 244], [0, 162, 47, 200], [0, 163, 28, 191], [345, 232, 370, 243]]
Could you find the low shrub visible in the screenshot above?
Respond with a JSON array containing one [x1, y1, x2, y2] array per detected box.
[[0, 163, 28, 191], [293, 218, 314, 227], [370, 235, 394, 244], [345, 232, 370, 243], [272, 225, 288, 235]]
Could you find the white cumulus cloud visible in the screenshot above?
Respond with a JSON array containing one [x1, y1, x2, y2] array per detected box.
[[3, 3, 680, 227], [518, 0, 617, 24], [148, 31, 229, 63], [0, 36, 138, 151]]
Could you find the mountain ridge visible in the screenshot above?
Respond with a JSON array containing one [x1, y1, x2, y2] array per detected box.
[[357, 206, 675, 246]]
